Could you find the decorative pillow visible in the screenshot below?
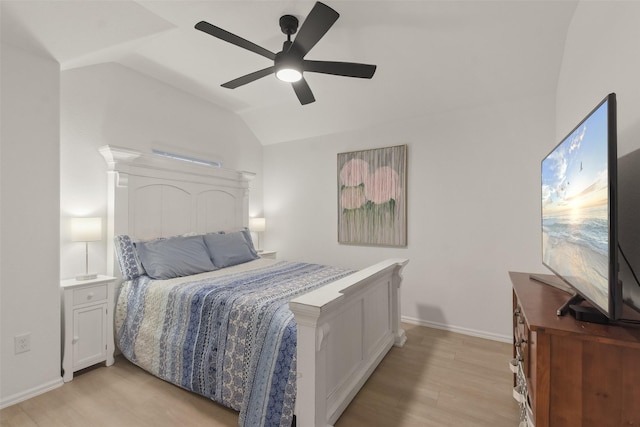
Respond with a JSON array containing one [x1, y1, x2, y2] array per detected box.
[[238, 228, 259, 257], [204, 230, 259, 269], [114, 235, 146, 280], [135, 235, 216, 280], [211, 228, 258, 255]]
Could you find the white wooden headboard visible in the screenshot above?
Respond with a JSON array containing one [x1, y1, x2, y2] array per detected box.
[[99, 145, 255, 278]]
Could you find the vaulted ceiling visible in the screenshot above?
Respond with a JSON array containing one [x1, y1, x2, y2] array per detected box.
[[2, 0, 577, 145]]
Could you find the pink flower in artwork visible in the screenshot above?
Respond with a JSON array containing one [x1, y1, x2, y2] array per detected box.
[[364, 166, 401, 204], [341, 186, 366, 209], [340, 159, 369, 186]]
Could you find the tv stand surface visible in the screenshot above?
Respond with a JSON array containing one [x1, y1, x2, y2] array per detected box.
[[528, 273, 573, 294], [510, 272, 640, 427]]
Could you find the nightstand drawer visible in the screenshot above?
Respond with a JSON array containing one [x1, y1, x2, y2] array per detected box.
[[73, 285, 107, 305]]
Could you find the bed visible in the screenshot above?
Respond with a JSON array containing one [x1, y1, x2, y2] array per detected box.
[[100, 145, 408, 427]]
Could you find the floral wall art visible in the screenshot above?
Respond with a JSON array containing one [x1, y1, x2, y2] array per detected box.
[[338, 145, 407, 246]]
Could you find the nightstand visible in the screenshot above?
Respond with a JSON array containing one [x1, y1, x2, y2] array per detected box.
[[259, 250, 277, 259], [61, 275, 116, 382]]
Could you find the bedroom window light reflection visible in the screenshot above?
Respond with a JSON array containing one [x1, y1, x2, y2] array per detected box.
[[249, 217, 266, 252], [152, 149, 222, 168], [70, 217, 102, 281]]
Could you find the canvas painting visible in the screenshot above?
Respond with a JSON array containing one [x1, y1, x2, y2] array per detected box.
[[338, 145, 407, 246]]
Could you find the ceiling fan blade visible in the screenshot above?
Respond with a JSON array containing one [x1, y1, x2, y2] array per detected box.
[[195, 21, 276, 61], [303, 60, 376, 78], [289, 2, 339, 58], [221, 67, 275, 89], [292, 78, 316, 105]]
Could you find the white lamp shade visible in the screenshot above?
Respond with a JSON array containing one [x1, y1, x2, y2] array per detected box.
[[70, 217, 102, 242], [249, 217, 266, 232]]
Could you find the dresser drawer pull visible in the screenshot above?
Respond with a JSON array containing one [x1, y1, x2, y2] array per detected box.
[[72, 336, 79, 344]]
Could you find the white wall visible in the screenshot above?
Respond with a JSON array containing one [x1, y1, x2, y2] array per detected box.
[[556, 1, 640, 157], [0, 43, 63, 407], [60, 63, 265, 279], [264, 94, 555, 340], [556, 2, 640, 312]]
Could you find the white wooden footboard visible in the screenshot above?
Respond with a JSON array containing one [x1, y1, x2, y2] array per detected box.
[[290, 258, 408, 427]]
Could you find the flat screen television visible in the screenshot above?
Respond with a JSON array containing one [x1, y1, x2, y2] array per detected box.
[[541, 93, 620, 321]]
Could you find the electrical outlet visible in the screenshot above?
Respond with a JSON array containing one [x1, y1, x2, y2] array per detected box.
[[14, 333, 30, 354]]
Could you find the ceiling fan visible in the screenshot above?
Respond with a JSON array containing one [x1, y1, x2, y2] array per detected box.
[[195, 1, 377, 105]]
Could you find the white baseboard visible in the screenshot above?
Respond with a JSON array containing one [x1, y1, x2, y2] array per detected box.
[[401, 315, 512, 343], [0, 377, 64, 410]]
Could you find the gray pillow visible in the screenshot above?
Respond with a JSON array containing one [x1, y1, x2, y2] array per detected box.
[[238, 228, 259, 257], [135, 235, 216, 280], [204, 231, 259, 268]]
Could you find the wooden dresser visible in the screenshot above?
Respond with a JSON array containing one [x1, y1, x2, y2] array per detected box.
[[510, 271, 640, 427]]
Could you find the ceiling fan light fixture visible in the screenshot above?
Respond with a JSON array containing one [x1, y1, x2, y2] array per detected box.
[[276, 67, 302, 82], [274, 50, 302, 82]]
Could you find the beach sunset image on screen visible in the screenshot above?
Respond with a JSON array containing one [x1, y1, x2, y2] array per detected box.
[[541, 100, 610, 310]]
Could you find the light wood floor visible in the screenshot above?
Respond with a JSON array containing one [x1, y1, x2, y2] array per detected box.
[[1, 323, 519, 426]]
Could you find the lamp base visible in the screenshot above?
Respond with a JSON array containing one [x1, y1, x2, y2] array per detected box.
[[76, 273, 98, 281]]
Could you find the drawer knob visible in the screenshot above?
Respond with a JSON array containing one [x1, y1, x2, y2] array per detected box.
[[72, 336, 79, 344], [86, 293, 94, 300]]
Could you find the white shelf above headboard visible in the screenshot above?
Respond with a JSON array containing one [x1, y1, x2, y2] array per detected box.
[[99, 145, 255, 278]]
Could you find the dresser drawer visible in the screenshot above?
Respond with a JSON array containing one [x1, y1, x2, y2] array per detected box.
[[73, 284, 107, 305]]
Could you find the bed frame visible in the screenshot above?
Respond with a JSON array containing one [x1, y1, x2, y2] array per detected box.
[[100, 145, 408, 427]]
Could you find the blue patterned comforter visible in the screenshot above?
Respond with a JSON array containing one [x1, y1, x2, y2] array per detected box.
[[115, 259, 353, 427]]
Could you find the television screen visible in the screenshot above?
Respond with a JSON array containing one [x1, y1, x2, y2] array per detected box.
[[541, 93, 619, 319]]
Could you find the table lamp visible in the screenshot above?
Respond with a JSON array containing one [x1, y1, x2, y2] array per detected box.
[[249, 217, 266, 252], [70, 217, 102, 280]]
